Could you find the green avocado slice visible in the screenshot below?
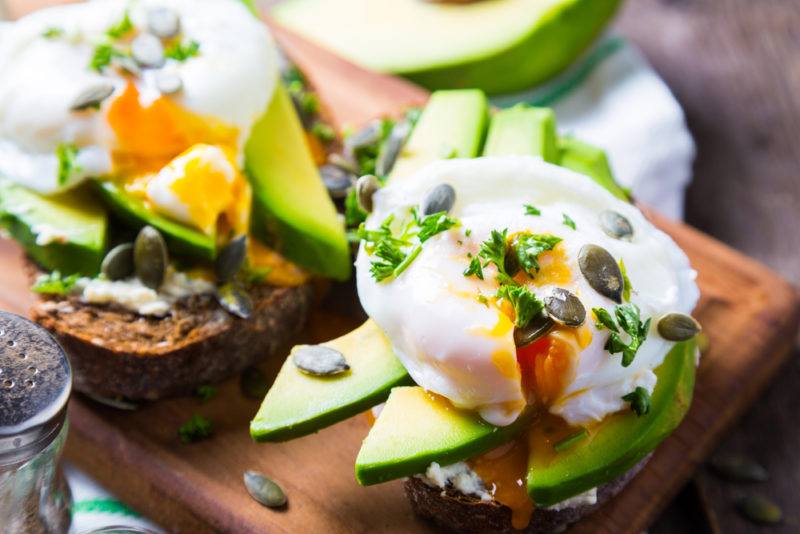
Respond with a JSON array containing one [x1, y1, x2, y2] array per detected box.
[[246, 83, 351, 281], [95, 180, 216, 261], [250, 320, 412, 442], [558, 136, 628, 201], [355, 386, 532, 485], [527, 341, 697, 506], [483, 105, 557, 162], [274, 0, 621, 95], [0, 179, 107, 275]]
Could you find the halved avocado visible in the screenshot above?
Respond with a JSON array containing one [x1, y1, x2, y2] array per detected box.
[[274, 0, 621, 95], [95, 180, 216, 261], [483, 105, 557, 162], [355, 386, 532, 485], [0, 179, 107, 275], [250, 320, 412, 442], [527, 341, 696, 506], [558, 136, 628, 201]]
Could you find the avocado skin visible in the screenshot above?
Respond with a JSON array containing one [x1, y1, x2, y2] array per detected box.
[[95, 180, 217, 261], [250, 320, 413, 442], [527, 341, 696, 506], [0, 180, 107, 275], [404, 0, 622, 95]]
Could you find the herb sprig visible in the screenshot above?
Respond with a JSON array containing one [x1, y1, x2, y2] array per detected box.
[[178, 415, 213, 444], [496, 284, 544, 328], [622, 387, 651, 416], [165, 39, 200, 61], [514, 233, 562, 275], [593, 303, 651, 367], [56, 143, 81, 185], [31, 271, 80, 295]]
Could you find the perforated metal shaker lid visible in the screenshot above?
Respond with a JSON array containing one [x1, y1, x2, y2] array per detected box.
[[0, 311, 71, 466]]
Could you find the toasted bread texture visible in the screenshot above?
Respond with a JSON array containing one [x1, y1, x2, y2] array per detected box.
[[29, 262, 313, 400], [404, 456, 650, 534]]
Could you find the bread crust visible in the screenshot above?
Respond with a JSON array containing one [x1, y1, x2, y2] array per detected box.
[[30, 269, 313, 400], [405, 456, 650, 534]]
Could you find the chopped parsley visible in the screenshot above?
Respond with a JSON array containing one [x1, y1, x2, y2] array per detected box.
[[194, 385, 217, 403], [562, 213, 576, 230], [412, 208, 459, 243], [553, 428, 589, 452], [514, 233, 562, 275], [178, 415, 213, 444], [463, 256, 484, 280], [524, 204, 541, 216], [56, 143, 81, 185], [465, 228, 472, 237], [593, 304, 651, 367], [310, 121, 336, 143], [165, 39, 200, 62], [477, 229, 510, 282], [496, 284, 544, 328], [89, 42, 127, 72], [42, 27, 64, 39], [622, 387, 651, 416], [465, 230, 561, 283], [106, 10, 133, 39], [619, 259, 632, 302], [31, 271, 80, 295]]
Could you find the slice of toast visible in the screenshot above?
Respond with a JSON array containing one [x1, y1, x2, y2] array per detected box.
[[404, 456, 650, 534], [28, 261, 313, 401]]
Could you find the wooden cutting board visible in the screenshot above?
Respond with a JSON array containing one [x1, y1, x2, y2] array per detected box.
[[0, 17, 797, 534]]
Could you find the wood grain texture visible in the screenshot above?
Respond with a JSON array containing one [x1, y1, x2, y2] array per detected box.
[[0, 9, 796, 534]]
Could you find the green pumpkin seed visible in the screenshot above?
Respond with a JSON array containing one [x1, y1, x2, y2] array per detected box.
[[657, 313, 701, 341], [710, 453, 769, 483], [344, 121, 381, 155], [292, 345, 350, 376], [70, 82, 115, 111], [545, 288, 586, 327], [244, 470, 287, 508], [240, 366, 269, 399], [116, 56, 142, 77], [737, 494, 782, 525], [376, 121, 409, 176], [355, 174, 380, 213], [216, 283, 253, 319], [155, 71, 183, 94], [147, 7, 180, 38], [578, 244, 623, 303], [131, 33, 165, 68], [320, 164, 355, 199], [514, 314, 555, 347], [421, 183, 456, 216], [101, 243, 134, 281], [599, 210, 634, 240], [215, 235, 248, 282], [328, 153, 360, 175], [134, 226, 167, 289]]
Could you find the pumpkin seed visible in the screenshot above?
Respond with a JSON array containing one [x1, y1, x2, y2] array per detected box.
[[420, 183, 456, 216], [155, 71, 183, 94], [116, 56, 142, 77], [599, 210, 634, 240], [240, 366, 269, 399], [216, 283, 253, 319], [355, 174, 380, 213], [545, 288, 586, 327], [147, 7, 181, 38], [344, 121, 382, 155], [710, 453, 769, 483], [101, 243, 134, 281], [216, 235, 248, 282], [70, 82, 115, 111], [514, 314, 555, 347], [131, 33, 165, 68], [376, 121, 409, 177], [503, 247, 520, 277], [320, 164, 355, 199], [244, 470, 287, 508], [657, 313, 701, 341], [737, 494, 782, 525], [292, 345, 350, 376], [328, 152, 360, 174], [578, 244, 623, 303], [134, 226, 167, 289]]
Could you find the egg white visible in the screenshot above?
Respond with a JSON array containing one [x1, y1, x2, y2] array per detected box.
[[356, 156, 699, 427]]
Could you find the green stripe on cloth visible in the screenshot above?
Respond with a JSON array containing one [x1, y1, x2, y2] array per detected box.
[[73, 498, 142, 518]]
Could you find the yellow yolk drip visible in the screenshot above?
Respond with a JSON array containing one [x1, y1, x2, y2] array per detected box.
[[248, 239, 310, 287], [470, 440, 533, 530]]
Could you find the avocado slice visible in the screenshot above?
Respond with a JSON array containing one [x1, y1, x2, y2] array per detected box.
[[355, 386, 532, 485], [558, 136, 628, 201], [274, 0, 621, 95], [250, 320, 412, 442], [389, 89, 488, 181], [0, 179, 107, 275], [527, 341, 696, 506], [483, 105, 557, 162], [245, 83, 350, 281], [95, 180, 216, 261]]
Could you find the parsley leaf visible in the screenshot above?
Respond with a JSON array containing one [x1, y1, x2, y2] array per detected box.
[[592, 304, 651, 367], [56, 143, 81, 185], [89, 42, 126, 72], [514, 233, 562, 275], [31, 271, 80, 295], [412, 208, 459, 243], [463, 256, 484, 280], [165, 40, 200, 62], [478, 228, 509, 277], [178, 415, 213, 444], [195, 385, 217, 403], [311, 121, 336, 143], [369, 239, 407, 282], [42, 27, 64, 39], [524, 204, 541, 216], [622, 387, 651, 416], [106, 10, 133, 39], [619, 259, 632, 302], [496, 284, 544, 328], [562, 213, 576, 230]]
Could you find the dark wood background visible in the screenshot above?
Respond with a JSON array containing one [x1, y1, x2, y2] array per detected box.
[[617, 1, 800, 532]]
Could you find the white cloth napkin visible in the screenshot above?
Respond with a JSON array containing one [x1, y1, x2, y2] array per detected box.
[[65, 34, 695, 534]]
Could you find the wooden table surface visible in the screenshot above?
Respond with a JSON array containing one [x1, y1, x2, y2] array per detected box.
[[617, 1, 800, 532]]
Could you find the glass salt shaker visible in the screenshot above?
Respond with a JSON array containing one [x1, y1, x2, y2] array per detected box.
[[0, 311, 73, 533]]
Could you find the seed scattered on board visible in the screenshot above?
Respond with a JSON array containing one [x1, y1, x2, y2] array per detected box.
[[737, 494, 782, 525], [244, 470, 287, 509], [292, 345, 350, 376], [710, 453, 769, 483]]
